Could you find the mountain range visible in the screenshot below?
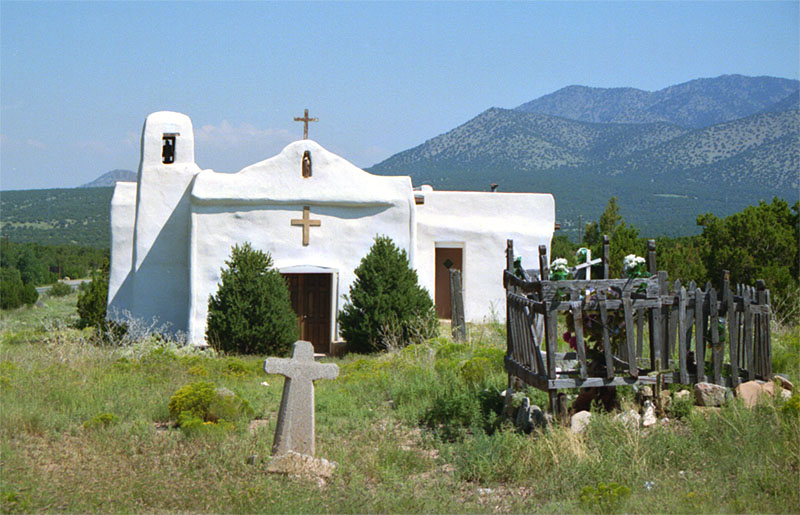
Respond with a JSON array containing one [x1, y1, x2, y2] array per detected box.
[[369, 74, 799, 238], [79, 169, 136, 188]]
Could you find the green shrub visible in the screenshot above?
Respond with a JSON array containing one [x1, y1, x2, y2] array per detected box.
[[459, 356, 493, 385], [339, 236, 438, 353], [48, 281, 74, 297], [224, 359, 250, 377], [187, 365, 209, 377], [781, 393, 800, 419], [206, 243, 298, 356], [578, 482, 632, 514], [83, 412, 119, 429], [175, 412, 235, 437], [168, 381, 254, 424], [668, 394, 695, 420], [76, 263, 109, 329]]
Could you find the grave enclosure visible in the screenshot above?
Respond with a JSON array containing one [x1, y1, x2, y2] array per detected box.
[[504, 238, 774, 416]]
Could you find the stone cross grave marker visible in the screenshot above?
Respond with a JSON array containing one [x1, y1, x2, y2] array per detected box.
[[264, 340, 339, 456]]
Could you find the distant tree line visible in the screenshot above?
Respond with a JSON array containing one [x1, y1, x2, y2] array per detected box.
[[550, 197, 799, 321], [0, 240, 108, 310]]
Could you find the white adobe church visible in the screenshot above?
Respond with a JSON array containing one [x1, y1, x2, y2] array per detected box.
[[108, 111, 555, 350]]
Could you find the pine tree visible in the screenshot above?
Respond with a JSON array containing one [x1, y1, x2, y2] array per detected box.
[[206, 243, 298, 355], [339, 236, 438, 353]]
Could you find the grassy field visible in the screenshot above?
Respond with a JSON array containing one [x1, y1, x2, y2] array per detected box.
[[1, 294, 798, 513]]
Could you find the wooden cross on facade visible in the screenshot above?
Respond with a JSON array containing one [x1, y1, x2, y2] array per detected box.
[[291, 206, 321, 246], [293, 109, 318, 139], [264, 340, 339, 456]]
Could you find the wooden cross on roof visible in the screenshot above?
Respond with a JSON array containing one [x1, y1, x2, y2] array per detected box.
[[293, 109, 318, 139]]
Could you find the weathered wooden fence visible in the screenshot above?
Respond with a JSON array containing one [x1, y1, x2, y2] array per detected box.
[[504, 239, 773, 415]]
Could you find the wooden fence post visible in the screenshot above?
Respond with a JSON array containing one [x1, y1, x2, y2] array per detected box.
[[695, 287, 706, 382], [449, 269, 466, 342], [646, 239, 657, 276], [602, 235, 610, 279], [756, 280, 771, 379], [538, 245, 549, 281], [723, 271, 740, 387]]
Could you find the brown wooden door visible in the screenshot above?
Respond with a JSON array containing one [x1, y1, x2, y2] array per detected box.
[[283, 273, 332, 353], [435, 247, 463, 319]]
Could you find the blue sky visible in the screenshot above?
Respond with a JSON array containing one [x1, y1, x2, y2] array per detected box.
[[1, 1, 798, 190]]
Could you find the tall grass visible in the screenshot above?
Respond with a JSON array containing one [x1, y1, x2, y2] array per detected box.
[[1, 297, 798, 513]]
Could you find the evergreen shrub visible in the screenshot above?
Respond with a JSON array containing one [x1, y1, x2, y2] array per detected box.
[[206, 243, 298, 355], [48, 281, 74, 297], [76, 263, 109, 329], [339, 236, 438, 353]]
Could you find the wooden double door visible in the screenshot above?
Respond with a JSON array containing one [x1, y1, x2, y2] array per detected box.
[[283, 273, 332, 354]]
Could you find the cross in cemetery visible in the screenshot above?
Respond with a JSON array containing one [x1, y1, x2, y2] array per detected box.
[[293, 108, 318, 139], [291, 206, 321, 246], [264, 340, 339, 456]]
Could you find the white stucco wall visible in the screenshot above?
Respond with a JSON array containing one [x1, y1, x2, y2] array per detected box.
[[107, 181, 137, 320], [186, 140, 415, 345], [415, 190, 555, 323], [129, 112, 202, 332]]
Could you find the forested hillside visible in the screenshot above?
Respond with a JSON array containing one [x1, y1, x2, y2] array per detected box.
[[0, 188, 112, 248]]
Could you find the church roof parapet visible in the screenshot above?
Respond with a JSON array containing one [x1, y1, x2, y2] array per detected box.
[[190, 140, 412, 207]]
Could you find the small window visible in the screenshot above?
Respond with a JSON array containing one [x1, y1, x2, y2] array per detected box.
[[162, 134, 177, 164]]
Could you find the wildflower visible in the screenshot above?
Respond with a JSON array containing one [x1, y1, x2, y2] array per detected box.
[[549, 258, 571, 281], [623, 254, 648, 278], [563, 331, 577, 350]]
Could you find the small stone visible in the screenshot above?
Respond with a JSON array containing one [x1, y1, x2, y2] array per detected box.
[[781, 389, 792, 400], [614, 409, 641, 430], [735, 380, 766, 408], [694, 382, 727, 407], [260, 381, 269, 386], [642, 400, 657, 427], [570, 410, 592, 433], [774, 374, 794, 392], [515, 397, 533, 433], [477, 488, 493, 495], [658, 389, 671, 410], [639, 385, 654, 398], [530, 404, 547, 429], [675, 390, 692, 401]]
